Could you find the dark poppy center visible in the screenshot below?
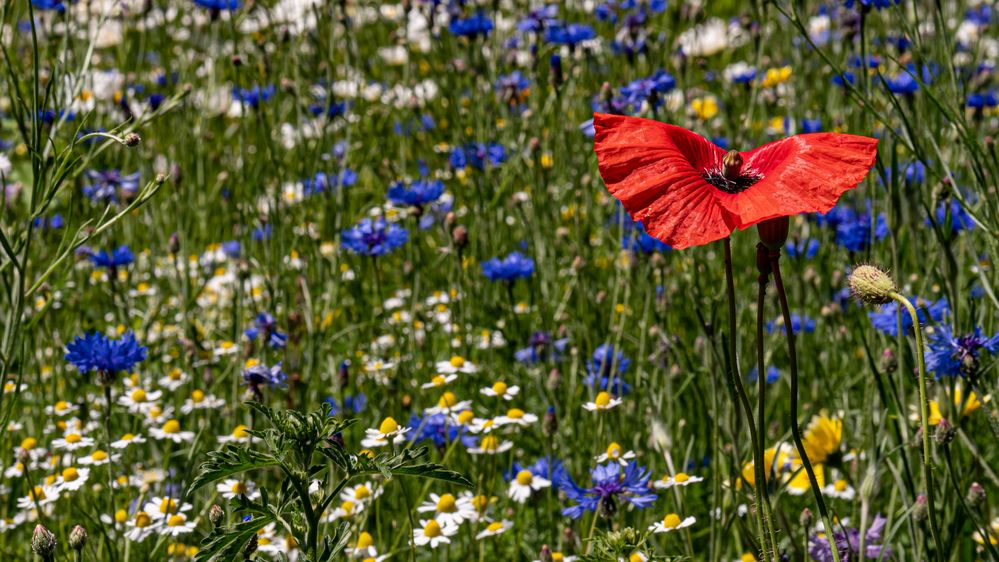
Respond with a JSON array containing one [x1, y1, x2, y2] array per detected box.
[[701, 169, 763, 194]]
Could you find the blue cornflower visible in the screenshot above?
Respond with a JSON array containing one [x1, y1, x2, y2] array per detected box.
[[302, 170, 357, 195], [868, 296, 949, 337], [324, 393, 367, 415], [785, 238, 820, 260], [387, 179, 445, 208], [747, 365, 781, 384], [193, 0, 240, 9], [65, 331, 147, 376], [623, 221, 671, 253], [818, 204, 888, 252], [83, 170, 140, 203], [766, 314, 816, 335], [449, 11, 493, 38], [243, 312, 287, 349], [544, 22, 596, 46], [222, 241, 241, 258], [557, 462, 658, 519], [242, 362, 287, 398], [929, 199, 975, 234], [618, 70, 676, 110], [584, 344, 631, 395], [967, 91, 999, 110], [832, 72, 856, 87], [341, 217, 408, 257], [409, 413, 475, 448], [33, 214, 65, 230], [845, 0, 901, 10], [450, 143, 506, 170], [232, 85, 275, 108], [514, 331, 569, 364], [801, 118, 823, 133], [32, 0, 67, 11], [517, 5, 558, 32], [89, 245, 134, 270], [481, 251, 534, 282], [926, 325, 999, 378]]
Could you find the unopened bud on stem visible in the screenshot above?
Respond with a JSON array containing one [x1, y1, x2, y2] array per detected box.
[[848, 264, 897, 305]]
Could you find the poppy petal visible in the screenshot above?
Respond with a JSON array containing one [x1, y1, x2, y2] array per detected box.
[[593, 113, 734, 249], [729, 133, 878, 228]]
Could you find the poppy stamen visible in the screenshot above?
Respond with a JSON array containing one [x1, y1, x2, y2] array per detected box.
[[700, 150, 762, 194]]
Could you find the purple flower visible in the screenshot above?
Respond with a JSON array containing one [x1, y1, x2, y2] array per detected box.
[[926, 325, 999, 378], [808, 513, 892, 561], [341, 217, 408, 257], [557, 462, 658, 519]]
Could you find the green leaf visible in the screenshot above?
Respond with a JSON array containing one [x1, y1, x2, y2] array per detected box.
[[186, 444, 281, 495], [386, 462, 473, 488], [316, 522, 352, 562], [194, 514, 273, 562]]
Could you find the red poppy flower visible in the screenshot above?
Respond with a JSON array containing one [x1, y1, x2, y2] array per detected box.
[[593, 113, 878, 249]]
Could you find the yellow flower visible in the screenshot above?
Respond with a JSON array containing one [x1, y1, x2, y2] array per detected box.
[[801, 413, 842, 464], [761, 65, 792, 88], [691, 96, 719, 120]]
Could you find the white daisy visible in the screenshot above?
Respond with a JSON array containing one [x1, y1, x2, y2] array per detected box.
[[413, 519, 457, 548], [467, 435, 513, 455], [475, 520, 512, 539], [420, 373, 457, 390], [653, 472, 705, 490], [507, 470, 551, 503], [583, 392, 622, 412], [78, 449, 120, 465], [124, 511, 159, 542], [416, 492, 476, 527], [361, 417, 410, 448], [157, 368, 190, 391], [494, 408, 538, 427], [159, 512, 196, 536], [216, 478, 261, 500], [149, 420, 194, 443], [649, 513, 696, 533], [111, 433, 147, 449], [595, 442, 636, 466], [480, 381, 519, 400], [117, 387, 162, 413], [56, 466, 90, 492], [435, 355, 477, 375]]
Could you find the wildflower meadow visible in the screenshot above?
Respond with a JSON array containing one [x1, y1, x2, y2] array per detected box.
[[3, 0, 999, 561]]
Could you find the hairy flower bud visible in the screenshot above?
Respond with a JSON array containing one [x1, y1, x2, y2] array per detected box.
[[209, 504, 225, 528], [539, 544, 554, 562], [880, 348, 897, 374], [848, 264, 897, 305], [68, 525, 87, 551], [859, 466, 879, 502], [32, 524, 57, 560], [452, 225, 468, 250], [912, 494, 928, 521], [967, 482, 986, 507], [124, 133, 141, 147], [934, 418, 956, 445], [799, 507, 813, 528]]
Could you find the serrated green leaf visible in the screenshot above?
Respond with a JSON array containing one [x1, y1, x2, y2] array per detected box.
[[316, 522, 352, 562], [195, 514, 273, 562], [186, 444, 281, 495], [386, 462, 474, 488]]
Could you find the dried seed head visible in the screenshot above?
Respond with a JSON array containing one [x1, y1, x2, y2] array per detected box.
[[848, 264, 897, 305]]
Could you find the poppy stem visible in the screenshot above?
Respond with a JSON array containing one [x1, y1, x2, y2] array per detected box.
[[754, 243, 780, 558], [769, 250, 841, 562], [888, 291, 944, 559], [723, 237, 776, 561]]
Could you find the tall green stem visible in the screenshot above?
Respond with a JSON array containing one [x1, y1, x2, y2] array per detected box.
[[889, 291, 943, 559], [723, 238, 776, 560], [769, 252, 840, 562]]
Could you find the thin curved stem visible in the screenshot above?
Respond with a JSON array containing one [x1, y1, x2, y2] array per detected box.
[[889, 291, 944, 559], [769, 251, 840, 562]]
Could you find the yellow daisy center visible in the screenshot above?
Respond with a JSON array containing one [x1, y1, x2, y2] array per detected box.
[[55, 400, 69, 412], [135, 512, 151, 528], [159, 498, 179, 514], [431, 375, 446, 386], [457, 410, 474, 424], [594, 392, 611, 408], [92, 450, 109, 462], [354, 485, 371, 500], [162, 420, 181, 434], [663, 513, 682, 529], [506, 408, 524, 419], [20, 437, 38, 450], [674, 473, 690, 483], [606, 442, 622, 459], [191, 390, 205, 403], [423, 519, 442, 537], [62, 467, 80, 482], [340, 500, 355, 515], [516, 470, 533, 486], [231, 482, 248, 494], [231, 425, 250, 439], [114, 509, 128, 523], [486, 522, 504, 533], [378, 417, 398, 435], [438, 392, 458, 408], [356, 531, 373, 549], [480, 436, 499, 451], [131, 389, 147, 402], [491, 381, 508, 396], [167, 514, 186, 527], [449, 356, 465, 368], [65, 433, 82, 444], [834, 479, 848, 492], [437, 493, 457, 513]]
